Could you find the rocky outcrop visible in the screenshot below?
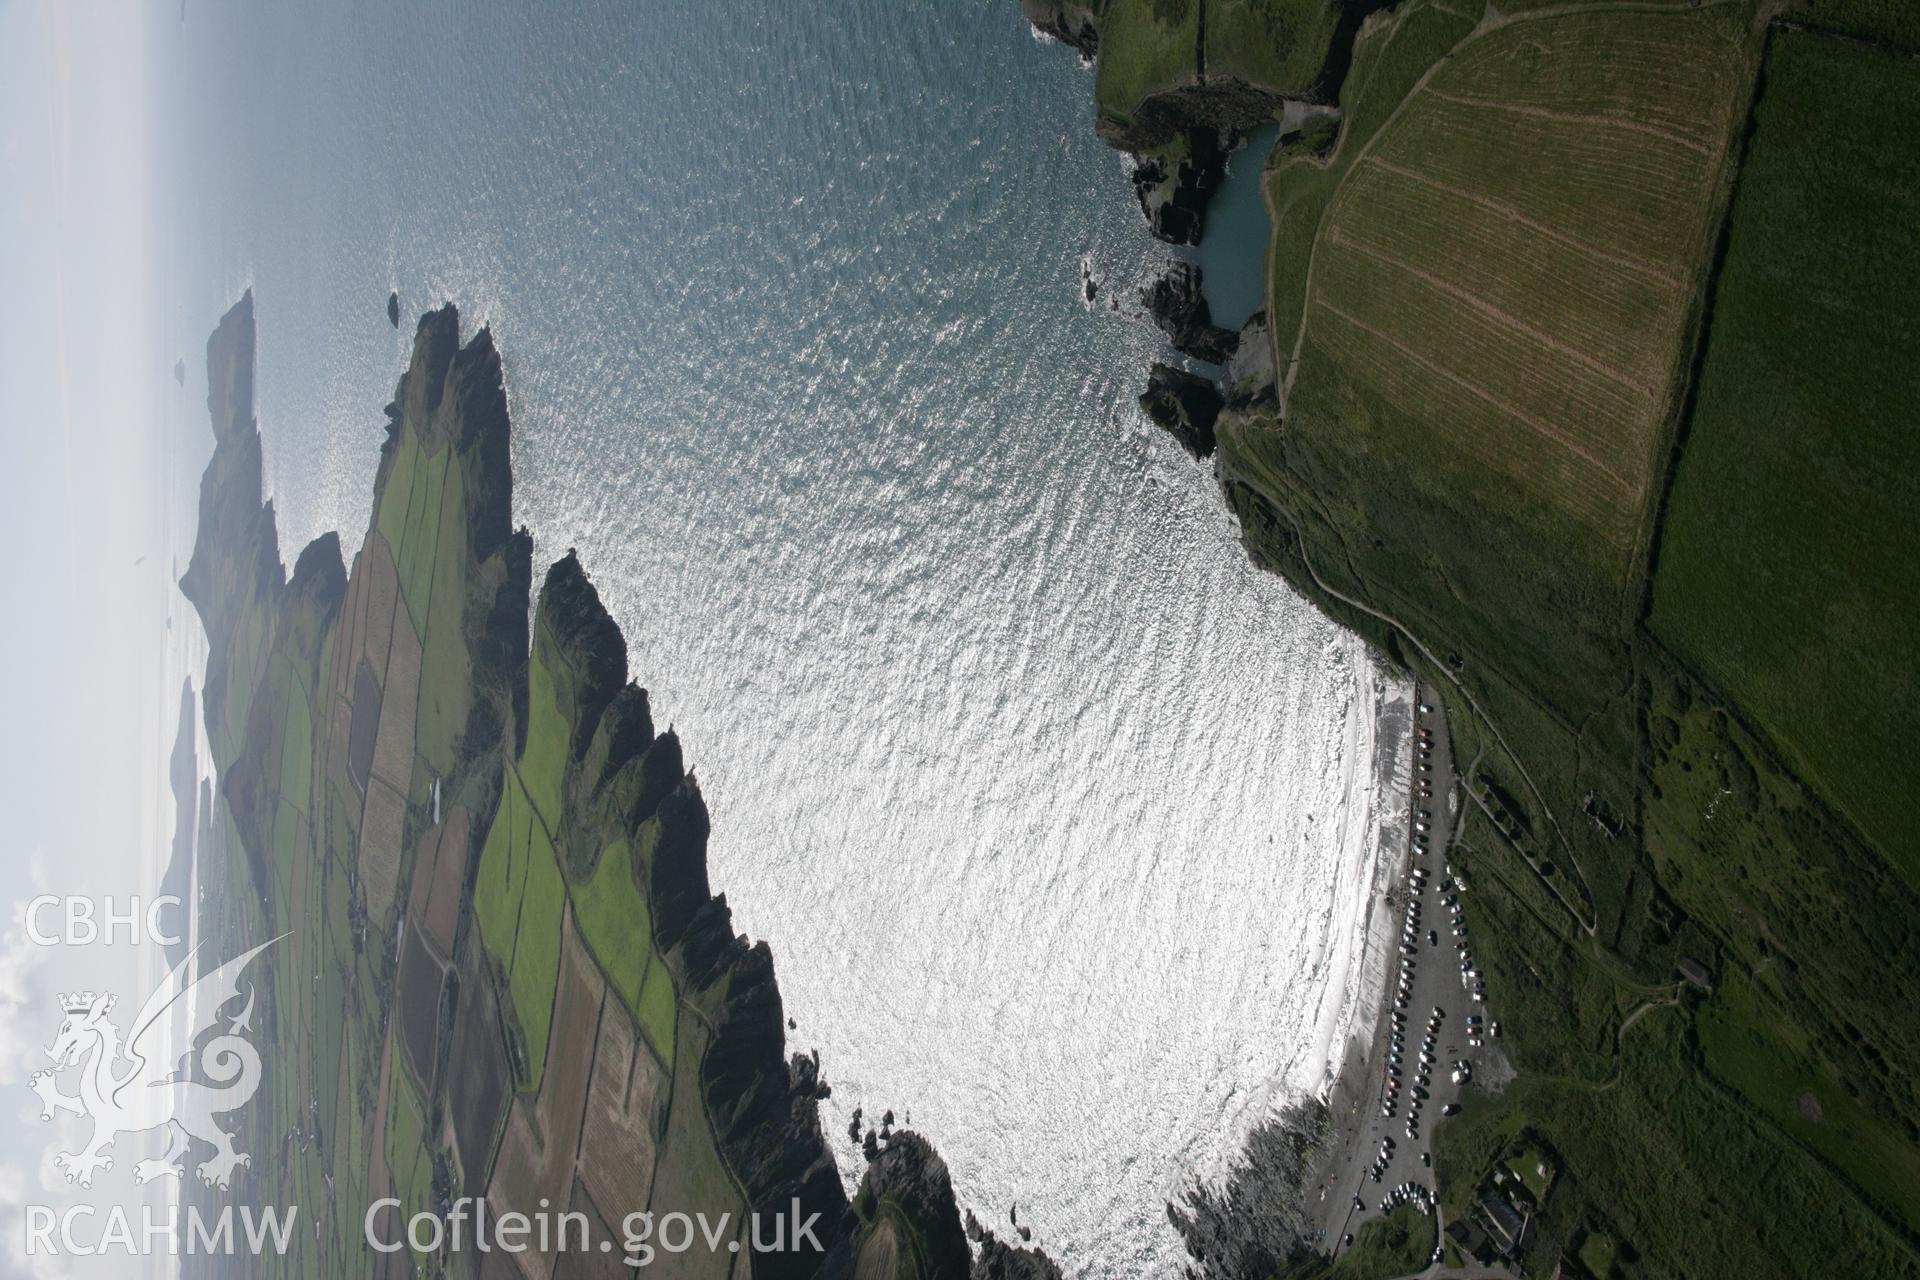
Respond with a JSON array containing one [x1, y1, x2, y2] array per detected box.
[[180, 292, 286, 758], [1224, 310, 1278, 409], [850, 1132, 974, 1280], [973, 1235, 1067, 1280], [1140, 363, 1223, 459], [1129, 129, 1228, 245], [1143, 262, 1239, 364], [1020, 0, 1099, 61], [1104, 82, 1291, 155], [387, 290, 400, 327], [537, 552, 632, 759], [697, 927, 850, 1279]]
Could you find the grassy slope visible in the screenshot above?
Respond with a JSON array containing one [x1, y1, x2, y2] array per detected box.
[[1333, 1203, 1435, 1278], [1649, 28, 1920, 882], [1095, 0, 1201, 122], [1095, 0, 1345, 134], [1205, 0, 1344, 93]]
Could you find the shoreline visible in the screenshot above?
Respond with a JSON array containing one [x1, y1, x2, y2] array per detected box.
[[1166, 645, 1414, 1273], [1298, 653, 1412, 1242], [1318, 652, 1414, 1101]]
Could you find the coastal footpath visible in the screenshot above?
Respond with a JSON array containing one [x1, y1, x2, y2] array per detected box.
[[173, 294, 1060, 1280], [1028, 0, 1920, 1276]]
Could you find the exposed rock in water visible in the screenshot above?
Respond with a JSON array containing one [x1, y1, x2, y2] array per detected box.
[[173, 358, 186, 386], [1139, 363, 1223, 459], [1129, 129, 1227, 246], [387, 290, 401, 327], [1143, 262, 1239, 364], [974, 1234, 1065, 1280], [790, 1049, 832, 1101], [1019, 0, 1099, 61]]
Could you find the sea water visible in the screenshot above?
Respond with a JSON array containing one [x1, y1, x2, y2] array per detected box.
[[152, 0, 1401, 1270], [1190, 123, 1281, 332]]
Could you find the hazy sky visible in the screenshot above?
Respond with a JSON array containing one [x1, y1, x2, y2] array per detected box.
[[1, 3, 197, 1273]]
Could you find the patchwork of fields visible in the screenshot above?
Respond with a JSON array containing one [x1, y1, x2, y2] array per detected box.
[[178, 299, 856, 1279]]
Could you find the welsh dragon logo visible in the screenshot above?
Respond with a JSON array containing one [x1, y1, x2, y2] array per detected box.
[[28, 936, 280, 1191]]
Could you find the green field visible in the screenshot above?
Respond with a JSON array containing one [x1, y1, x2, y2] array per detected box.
[[575, 837, 651, 1004], [1650, 28, 1920, 882], [1151, 1, 1920, 1274], [383, 1072, 436, 1265], [1332, 1203, 1434, 1279], [508, 804, 565, 1085], [1204, 0, 1342, 96], [1222, 0, 1762, 975], [474, 770, 532, 955], [1699, 966, 1920, 1234], [1432, 1012, 1915, 1279], [1259, 1, 1480, 359], [1641, 649, 1920, 1236], [1094, 0, 1200, 123]]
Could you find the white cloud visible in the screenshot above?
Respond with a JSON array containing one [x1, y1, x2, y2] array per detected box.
[[0, 857, 54, 1074]]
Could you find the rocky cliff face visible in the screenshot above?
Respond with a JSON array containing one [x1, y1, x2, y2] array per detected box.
[[180, 292, 1057, 1280], [1139, 362, 1224, 459], [1020, 0, 1099, 61], [1127, 129, 1228, 246], [1143, 262, 1240, 365]]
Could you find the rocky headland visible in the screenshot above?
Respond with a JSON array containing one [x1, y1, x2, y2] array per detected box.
[[180, 293, 1062, 1280], [1142, 261, 1239, 364]]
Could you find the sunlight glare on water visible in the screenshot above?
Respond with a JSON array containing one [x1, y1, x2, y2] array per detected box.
[[157, 0, 1405, 1269]]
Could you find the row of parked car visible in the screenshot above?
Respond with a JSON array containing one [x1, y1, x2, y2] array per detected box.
[[1385, 713, 1443, 1128], [1441, 882, 1488, 1010], [1378, 1180, 1434, 1217]]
